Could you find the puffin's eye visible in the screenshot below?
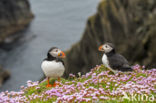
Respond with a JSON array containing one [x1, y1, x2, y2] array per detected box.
[[55, 50, 58, 52], [105, 45, 108, 48]]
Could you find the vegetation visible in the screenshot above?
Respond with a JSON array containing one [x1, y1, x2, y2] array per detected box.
[[0, 65, 155, 103]]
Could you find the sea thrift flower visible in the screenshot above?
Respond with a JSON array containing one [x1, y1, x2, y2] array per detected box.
[[69, 74, 75, 78], [0, 64, 155, 103]]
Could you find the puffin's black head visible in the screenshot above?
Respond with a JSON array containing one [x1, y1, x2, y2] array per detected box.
[[98, 43, 115, 53], [47, 47, 66, 59]]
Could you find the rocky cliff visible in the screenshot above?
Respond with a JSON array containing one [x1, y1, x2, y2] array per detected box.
[[0, 0, 33, 42], [64, 0, 156, 77], [0, 0, 33, 86]]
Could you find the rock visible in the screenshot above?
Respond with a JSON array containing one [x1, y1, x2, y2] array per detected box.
[[0, 0, 34, 43], [64, 0, 156, 77], [0, 66, 10, 87], [0, 0, 33, 86]]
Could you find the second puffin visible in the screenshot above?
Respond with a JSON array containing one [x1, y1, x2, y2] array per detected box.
[[99, 43, 132, 73]]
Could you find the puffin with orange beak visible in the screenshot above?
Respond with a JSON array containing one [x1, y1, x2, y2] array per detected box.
[[98, 43, 132, 73], [41, 47, 66, 87]]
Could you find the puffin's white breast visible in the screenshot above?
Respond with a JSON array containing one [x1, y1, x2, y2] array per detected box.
[[41, 60, 65, 78], [102, 54, 110, 68]]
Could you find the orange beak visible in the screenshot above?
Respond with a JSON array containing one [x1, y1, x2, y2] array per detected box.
[[58, 51, 66, 58], [98, 45, 104, 51]]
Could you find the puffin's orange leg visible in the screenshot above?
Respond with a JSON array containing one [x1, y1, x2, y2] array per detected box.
[[58, 77, 61, 82], [46, 77, 52, 88], [52, 82, 57, 87], [57, 77, 61, 86], [52, 77, 61, 87]]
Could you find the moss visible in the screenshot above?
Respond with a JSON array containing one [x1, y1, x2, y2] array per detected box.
[[88, 15, 97, 28]]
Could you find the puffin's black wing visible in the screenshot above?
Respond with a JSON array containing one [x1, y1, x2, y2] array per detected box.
[[108, 54, 132, 71]]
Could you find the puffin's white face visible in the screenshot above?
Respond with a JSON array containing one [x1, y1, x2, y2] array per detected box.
[[49, 48, 66, 58], [99, 44, 113, 53]]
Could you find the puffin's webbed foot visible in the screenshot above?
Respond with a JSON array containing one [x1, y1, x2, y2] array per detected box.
[[46, 84, 52, 87], [52, 82, 60, 87]]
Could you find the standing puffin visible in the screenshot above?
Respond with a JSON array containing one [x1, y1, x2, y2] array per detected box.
[[41, 47, 66, 87], [98, 43, 132, 73]]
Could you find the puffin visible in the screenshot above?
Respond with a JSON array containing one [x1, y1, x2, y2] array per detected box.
[[98, 43, 132, 73], [41, 47, 66, 87]]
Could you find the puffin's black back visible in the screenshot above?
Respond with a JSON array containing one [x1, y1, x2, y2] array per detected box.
[[106, 52, 132, 71]]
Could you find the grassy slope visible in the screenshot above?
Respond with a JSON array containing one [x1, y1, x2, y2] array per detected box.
[[22, 65, 155, 103], [0, 65, 155, 103]]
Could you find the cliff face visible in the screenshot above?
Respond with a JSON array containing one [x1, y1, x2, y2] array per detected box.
[[0, 0, 33, 42], [64, 0, 156, 77], [0, 0, 33, 86]]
